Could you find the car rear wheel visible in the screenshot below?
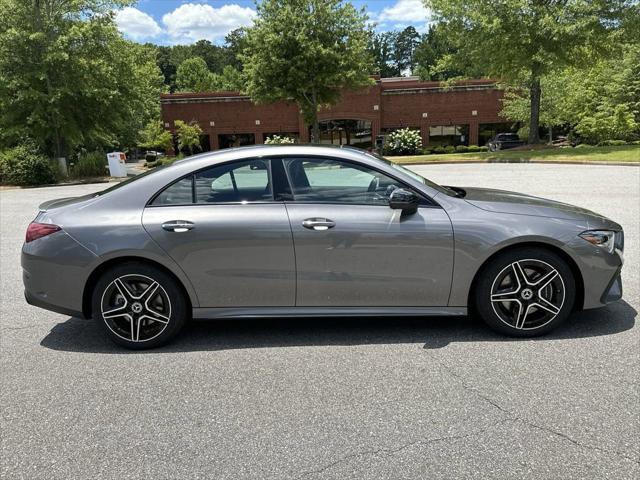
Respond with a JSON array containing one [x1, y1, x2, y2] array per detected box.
[[92, 262, 188, 349], [474, 247, 576, 337]]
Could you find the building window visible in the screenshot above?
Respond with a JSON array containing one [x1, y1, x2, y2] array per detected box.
[[314, 119, 372, 149], [428, 125, 469, 147], [199, 134, 211, 152], [218, 133, 256, 149]]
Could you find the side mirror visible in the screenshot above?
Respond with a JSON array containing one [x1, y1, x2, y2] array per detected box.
[[389, 188, 419, 214]]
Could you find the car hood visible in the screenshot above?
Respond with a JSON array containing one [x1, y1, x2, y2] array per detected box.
[[460, 186, 613, 225]]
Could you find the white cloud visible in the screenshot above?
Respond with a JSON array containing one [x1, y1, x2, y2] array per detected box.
[[162, 3, 256, 44], [115, 7, 162, 42], [375, 0, 430, 29]]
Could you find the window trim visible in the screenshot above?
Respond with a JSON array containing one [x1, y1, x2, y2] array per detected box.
[[147, 158, 277, 207], [274, 155, 440, 208]]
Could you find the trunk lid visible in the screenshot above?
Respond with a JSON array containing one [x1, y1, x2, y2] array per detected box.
[[38, 194, 96, 212]]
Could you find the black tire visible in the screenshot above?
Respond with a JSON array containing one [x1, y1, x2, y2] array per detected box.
[[474, 247, 576, 337], [92, 262, 188, 349]]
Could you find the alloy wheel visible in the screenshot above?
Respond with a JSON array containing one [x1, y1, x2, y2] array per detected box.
[[490, 259, 565, 330], [100, 274, 172, 342]]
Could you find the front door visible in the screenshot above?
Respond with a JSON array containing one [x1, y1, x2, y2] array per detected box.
[[278, 157, 454, 307], [142, 158, 295, 308]]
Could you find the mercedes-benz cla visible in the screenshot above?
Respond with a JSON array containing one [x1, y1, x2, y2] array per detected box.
[[22, 145, 624, 349]]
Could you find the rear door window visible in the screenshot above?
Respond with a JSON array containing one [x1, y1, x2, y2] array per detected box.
[[195, 159, 272, 203]]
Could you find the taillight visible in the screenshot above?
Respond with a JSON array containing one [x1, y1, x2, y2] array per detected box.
[[25, 222, 61, 243]]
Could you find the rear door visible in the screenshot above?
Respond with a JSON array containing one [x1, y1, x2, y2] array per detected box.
[[276, 157, 454, 307], [142, 158, 295, 308]]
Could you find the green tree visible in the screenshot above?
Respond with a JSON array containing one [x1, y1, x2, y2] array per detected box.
[[242, 0, 373, 142], [393, 26, 420, 75], [191, 39, 227, 73], [368, 30, 400, 77], [112, 42, 165, 151], [414, 24, 466, 81], [151, 33, 249, 92], [175, 57, 215, 92], [0, 0, 163, 158], [562, 44, 640, 143], [175, 120, 202, 155], [223, 28, 248, 70], [500, 76, 567, 142], [501, 44, 640, 144], [138, 120, 174, 152], [155, 45, 179, 92], [211, 65, 245, 91], [424, 0, 631, 143]]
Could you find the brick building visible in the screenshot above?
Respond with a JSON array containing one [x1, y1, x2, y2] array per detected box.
[[160, 77, 513, 152]]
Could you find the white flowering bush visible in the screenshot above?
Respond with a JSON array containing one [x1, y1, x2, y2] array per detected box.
[[264, 135, 296, 145], [385, 128, 422, 155]]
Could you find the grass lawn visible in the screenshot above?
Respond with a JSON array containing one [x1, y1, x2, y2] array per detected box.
[[390, 145, 640, 165]]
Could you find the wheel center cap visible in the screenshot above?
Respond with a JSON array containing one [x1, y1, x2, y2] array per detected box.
[[521, 288, 534, 300], [131, 302, 143, 313]]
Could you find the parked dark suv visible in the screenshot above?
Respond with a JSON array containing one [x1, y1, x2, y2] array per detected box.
[[487, 133, 525, 151]]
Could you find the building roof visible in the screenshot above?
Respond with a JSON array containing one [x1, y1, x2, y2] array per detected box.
[[160, 78, 498, 103]]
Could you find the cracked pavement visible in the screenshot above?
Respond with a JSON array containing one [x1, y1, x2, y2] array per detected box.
[[1, 164, 639, 479]]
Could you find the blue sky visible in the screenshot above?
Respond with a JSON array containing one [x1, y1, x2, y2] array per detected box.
[[114, 0, 430, 45]]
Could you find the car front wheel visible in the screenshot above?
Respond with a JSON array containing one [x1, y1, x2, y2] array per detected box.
[[92, 262, 188, 349], [474, 248, 576, 337]]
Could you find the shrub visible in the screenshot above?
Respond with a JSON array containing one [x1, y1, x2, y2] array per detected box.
[[575, 105, 638, 144], [264, 135, 295, 145], [597, 139, 628, 146], [467, 145, 481, 152], [0, 143, 57, 186], [444, 145, 456, 154], [71, 151, 108, 178], [455, 145, 469, 153], [479, 146, 489, 152], [432, 146, 446, 154], [385, 128, 422, 155], [421, 147, 434, 155]]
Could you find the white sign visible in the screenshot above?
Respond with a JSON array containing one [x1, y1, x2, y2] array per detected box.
[[107, 152, 127, 177]]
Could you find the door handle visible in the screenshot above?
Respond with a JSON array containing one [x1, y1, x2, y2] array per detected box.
[[302, 218, 335, 231], [162, 220, 195, 233]]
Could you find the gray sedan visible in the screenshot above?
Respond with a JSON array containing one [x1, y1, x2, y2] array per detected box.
[[22, 145, 624, 349]]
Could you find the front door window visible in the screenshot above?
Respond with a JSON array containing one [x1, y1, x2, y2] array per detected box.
[[282, 157, 403, 206]]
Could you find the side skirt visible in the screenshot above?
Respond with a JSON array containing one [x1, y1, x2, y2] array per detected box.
[[192, 306, 467, 320]]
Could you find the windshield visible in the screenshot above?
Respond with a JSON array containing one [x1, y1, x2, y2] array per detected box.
[[365, 152, 457, 196]]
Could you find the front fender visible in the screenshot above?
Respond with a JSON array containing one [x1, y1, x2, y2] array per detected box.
[[437, 196, 589, 307]]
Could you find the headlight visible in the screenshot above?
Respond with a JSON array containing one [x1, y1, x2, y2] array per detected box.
[[579, 230, 616, 254]]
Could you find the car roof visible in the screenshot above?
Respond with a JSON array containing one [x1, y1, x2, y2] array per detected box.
[[170, 144, 369, 167]]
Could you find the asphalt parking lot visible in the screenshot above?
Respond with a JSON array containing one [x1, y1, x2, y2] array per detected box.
[[1, 163, 638, 479]]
